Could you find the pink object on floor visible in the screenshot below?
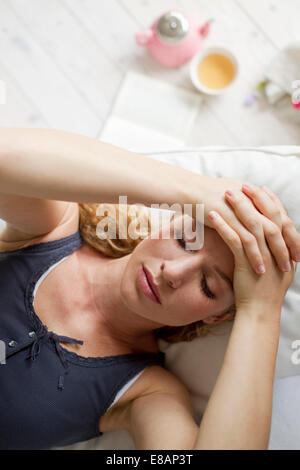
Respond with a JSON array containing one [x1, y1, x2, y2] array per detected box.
[[135, 9, 211, 68]]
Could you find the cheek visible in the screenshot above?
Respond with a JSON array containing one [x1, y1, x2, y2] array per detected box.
[[117, 241, 162, 310], [168, 287, 217, 325]]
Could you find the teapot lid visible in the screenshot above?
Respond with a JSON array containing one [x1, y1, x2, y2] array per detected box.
[[156, 10, 190, 45]]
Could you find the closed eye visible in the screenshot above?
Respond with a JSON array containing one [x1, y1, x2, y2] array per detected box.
[[201, 275, 216, 300], [176, 234, 216, 300], [175, 232, 198, 253]]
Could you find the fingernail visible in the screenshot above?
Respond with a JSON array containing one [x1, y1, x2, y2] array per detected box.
[[257, 264, 266, 274], [208, 211, 218, 220], [243, 183, 255, 191], [262, 185, 272, 193], [282, 262, 291, 272], [225, 190, 234, 198]]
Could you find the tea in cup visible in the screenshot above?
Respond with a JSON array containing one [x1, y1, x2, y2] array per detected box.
[[190, 47, 238, 95]]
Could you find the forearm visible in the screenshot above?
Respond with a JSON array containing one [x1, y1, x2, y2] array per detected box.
[[0, 128, 204, 208], [193, 309, 281, 450]]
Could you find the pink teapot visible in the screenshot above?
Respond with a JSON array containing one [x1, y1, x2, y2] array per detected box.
[[135, 9, 211, 68]]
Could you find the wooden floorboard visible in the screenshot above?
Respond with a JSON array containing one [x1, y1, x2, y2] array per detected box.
[[0, 0, 299, 144]]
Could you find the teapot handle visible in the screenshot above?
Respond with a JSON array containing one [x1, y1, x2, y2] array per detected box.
[[135, 29, 154, 46]]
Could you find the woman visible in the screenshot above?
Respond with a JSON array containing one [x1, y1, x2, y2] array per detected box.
[[0, 128, 298, 450]]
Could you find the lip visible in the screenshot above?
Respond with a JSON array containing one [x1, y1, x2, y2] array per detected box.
[[139, 266, 162, 304]]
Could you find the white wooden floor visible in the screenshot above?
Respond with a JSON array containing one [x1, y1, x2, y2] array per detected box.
[[0, 0, 300, 146]]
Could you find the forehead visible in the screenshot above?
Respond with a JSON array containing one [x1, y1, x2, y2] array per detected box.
[[154, 213, 232, 256], [173, 214, 204, 249]]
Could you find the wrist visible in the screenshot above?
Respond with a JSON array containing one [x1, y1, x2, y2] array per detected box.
[[178, 171, 212, 216], [182, 171, 211, 201], [236, 302, 282, 327]]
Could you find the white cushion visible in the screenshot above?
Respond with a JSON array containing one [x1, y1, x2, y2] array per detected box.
[[268, 374, 300, 449], [3, 145, 299, 449]]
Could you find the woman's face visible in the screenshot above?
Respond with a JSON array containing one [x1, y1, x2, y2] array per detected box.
[[121, 213, 235, 327]]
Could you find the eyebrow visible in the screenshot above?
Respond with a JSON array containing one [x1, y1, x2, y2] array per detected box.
[[213, 265, 233, 290]]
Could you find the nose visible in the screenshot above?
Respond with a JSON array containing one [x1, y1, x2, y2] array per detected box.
[[160, 256, 200, 289]]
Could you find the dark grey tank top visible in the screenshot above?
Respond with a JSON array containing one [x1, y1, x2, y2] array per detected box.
[[0, 230, 165, 449]]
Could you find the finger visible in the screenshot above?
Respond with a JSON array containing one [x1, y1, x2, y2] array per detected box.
[[226, 189, 291, 273], [242, 183, 282, 230], [261, 186, 288, 216], [207, 211, 247, 265], [232, 222, 267, 274], [224, 191, 268, 274], [208, 210, 266, 275], [260, 217, 291, 272], [261, 186, 300, 262], [241, 184, 291, 270], [281, 216, 300, 262]]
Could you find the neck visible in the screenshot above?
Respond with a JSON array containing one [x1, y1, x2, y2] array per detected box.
[[77, 244, 162, 351]]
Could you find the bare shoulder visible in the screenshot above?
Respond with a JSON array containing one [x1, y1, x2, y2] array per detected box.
[[0, 202, 79, 252], [99, 365, 191, 433]]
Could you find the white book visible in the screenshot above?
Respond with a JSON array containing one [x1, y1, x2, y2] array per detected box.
[[100, 70, 202, 152]]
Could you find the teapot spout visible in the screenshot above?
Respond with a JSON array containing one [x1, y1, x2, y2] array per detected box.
[[198, 19, 213, 38], [135, 29, 154, 46]]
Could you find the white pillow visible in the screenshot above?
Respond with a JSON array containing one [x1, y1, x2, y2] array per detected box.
[[268, 374, 300, 449], [3, 146, 299, 449]]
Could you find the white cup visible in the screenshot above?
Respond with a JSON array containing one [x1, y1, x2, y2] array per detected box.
[[190, 46, 239, 95]]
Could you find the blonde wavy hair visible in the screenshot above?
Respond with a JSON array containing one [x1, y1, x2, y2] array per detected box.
[[78, 202, 236, 344]]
